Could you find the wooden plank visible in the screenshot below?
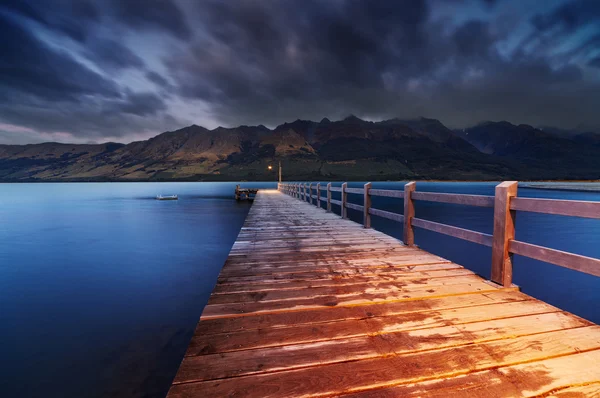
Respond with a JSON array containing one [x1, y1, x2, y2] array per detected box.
[[412, 218, 493, 247], [326, 182, 332, 212], [207, 275, 485, 305], [343, 350, 600, 397], [491, 181, 518, 287], [329, 186, 342, 192], [511, 196, 600, 219], [369, 207, 404, 223], [216, 263, 464, 285], [174, 312, 589, 383], [316, 183, 321, 207], [341, 182, 348, 218], [509, 239, 600, 277], [190, 299, 564, 355], [168, 327, 600, 397], [212, 269, 476, 294], [194, 290, 532, 336], [345, 187, 364, 194], [412, 191, 495, 207], [404, 181, 416, 245], [363, 182, 372, 228], [369, 189, 404, 198], [546, 383, 600, 397], [345, 202, 364, 212], [199, 282, 508, 320]]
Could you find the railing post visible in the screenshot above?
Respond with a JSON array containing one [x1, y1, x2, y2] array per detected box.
[[327, 183, 332, 212], [341, 182, 348, 219], [305, 183, 309, 202], [363, 182, 372, 228], [403, 181, 416, 246], [491, 181, 518, 287], [317, 183, 321, 208], [309, 183, 313, 204]]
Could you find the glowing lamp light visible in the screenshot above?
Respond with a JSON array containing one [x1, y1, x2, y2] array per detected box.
[[268, 165, 273, 170]]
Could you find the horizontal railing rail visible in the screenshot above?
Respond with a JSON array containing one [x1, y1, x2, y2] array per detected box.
[[412, 191, 494, 207], [278, 181, 600, 287]]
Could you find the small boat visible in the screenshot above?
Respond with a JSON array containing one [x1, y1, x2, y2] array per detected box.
[[156, 194, 178, 200]]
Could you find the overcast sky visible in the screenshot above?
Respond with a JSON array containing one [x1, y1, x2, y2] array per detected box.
[[1, 0, 599, 144]]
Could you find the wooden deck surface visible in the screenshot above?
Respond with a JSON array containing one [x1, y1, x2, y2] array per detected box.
[[168, 190, 600, 397]]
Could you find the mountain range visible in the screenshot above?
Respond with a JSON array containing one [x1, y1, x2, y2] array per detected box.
[[1, 117, 599, 181]]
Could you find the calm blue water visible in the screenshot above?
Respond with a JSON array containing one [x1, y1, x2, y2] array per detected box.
[[0, 181, 599, 397], [0, 182, 272, 398]]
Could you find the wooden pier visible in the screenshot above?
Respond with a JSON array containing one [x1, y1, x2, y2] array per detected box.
[[168, 183, 600, 397]]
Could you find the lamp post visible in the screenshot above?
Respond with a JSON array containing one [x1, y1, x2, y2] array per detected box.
[[278, 160, 282, 183], [268, 161, 282, 183]]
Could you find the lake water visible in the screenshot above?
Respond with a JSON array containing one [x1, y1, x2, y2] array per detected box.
[[1, 181, 599, 397]]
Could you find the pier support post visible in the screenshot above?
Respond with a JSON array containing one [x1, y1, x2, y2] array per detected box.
[[491, 181, 518, 287], [327, 183, 332, 212], [363, 182, 372, 228], [403, 182, 416, 246], [341, 182, 348, 219], [317, 183, 321, 208]]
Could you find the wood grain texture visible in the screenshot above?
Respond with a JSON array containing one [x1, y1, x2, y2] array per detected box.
[[168, 189, 600, 398], [412, 191, 495, 207], [491, 181, 518, 286], [412, 217, 493, 247], [403, 181, 416, 245], [511, 196, 600, 219], [510, 239, 600, 277]]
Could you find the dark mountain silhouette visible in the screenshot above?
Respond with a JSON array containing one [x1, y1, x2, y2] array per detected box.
[[1, 117, 599, 181], [454, 121, 600, 178]]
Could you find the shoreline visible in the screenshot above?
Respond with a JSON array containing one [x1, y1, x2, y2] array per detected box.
[[520, 182, 600, 192]]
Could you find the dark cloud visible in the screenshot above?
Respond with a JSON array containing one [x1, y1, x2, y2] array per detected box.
[[1, 0, 600, 144], [589, 56, 600, 68], [161, 0, 599, 129], [453, 21, 494, 56], [107, 0, 192, 40], [0, 4, 182, 143], [1, 0, 99, 42], [114, 91, 167, 117], [146, 71, 170, 88], [83, 37, 145, 71], [0, 13, 120, 101], [531, 0, 600, 32]]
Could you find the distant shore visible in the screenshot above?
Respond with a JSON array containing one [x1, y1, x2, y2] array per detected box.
[[520, 182, 600, 192]]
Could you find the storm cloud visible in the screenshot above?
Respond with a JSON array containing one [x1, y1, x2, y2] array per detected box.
[[1, 0, 599, 144]]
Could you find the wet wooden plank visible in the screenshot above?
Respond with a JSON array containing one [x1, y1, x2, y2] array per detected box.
[[200, 282, 508, 320], [174, 311, 589, 383], [195, 290, 531, 336], [188, 300, 566, 355], [169, 327, 600, 397], [343, 349, 600, 397]]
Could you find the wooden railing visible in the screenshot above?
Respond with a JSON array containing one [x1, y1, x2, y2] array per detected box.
[[278, 181, 600, 287]]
